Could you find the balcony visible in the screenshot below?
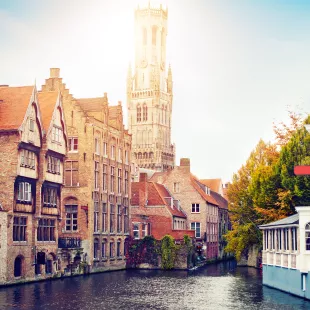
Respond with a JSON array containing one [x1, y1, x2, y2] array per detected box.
[[58, 237, 82, 249]]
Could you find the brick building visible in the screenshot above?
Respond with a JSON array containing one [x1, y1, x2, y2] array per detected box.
[[0, 85, 67, 284], [131, 173, 194, 240], [150, 158, 220, 260], [40, 69, 131, 273]]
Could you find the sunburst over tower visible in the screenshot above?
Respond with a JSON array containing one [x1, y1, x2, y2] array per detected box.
[[127, 2, 175, 171]]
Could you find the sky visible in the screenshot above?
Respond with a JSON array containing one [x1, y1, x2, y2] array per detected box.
[[1, 0, 310, 183]]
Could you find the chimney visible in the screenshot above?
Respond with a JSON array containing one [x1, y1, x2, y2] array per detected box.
[[139, 173, 148, 207], [139, 173, 148, 182], [50, 68, 60, 78], [180, 158, 190, 173]]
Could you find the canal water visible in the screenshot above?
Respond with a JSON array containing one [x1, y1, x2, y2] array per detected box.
[[1, 261, 310, 310]]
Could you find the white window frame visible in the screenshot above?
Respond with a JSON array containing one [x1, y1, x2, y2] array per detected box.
[[18, 182, 32, 202], [191, 203, 200, 213], [133, 223, 139, 239], [191, 222, 201, 238]]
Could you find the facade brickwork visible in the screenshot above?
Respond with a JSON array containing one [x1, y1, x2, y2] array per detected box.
[[131, 173, 194, 240], [150, 158, 220, 259], [0, 85, 67, 284], [41, 69, 132, 273]]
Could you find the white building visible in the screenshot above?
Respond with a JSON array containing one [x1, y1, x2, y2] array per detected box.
[[260, 206, 310, 299]]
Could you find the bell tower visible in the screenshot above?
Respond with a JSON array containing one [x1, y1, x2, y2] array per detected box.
[[127, 2, 175, 171]]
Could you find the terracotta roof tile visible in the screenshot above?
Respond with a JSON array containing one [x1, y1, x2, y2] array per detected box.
[[0, 86, 34, 130], [210, 190, 228, 209], [200, 179, 222, 193], [38, 91, 59, 131], [131, 181, 186, 218], [190, 175, 218, 206]]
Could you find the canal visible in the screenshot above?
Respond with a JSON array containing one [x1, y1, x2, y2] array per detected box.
[[1, 261, 310, 310]]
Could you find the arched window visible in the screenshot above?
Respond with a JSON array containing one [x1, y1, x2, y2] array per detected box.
[[137, 105, 141, 122], [143, 104, 148, 121], [142, 28, 147, 45], [152, 26, 157, 46], [94, 238, 99, 259], [143, 152, 148, 159], [14, 256, 23, 277], [306, 223, 310, 250], [110, 239, 115, 258]]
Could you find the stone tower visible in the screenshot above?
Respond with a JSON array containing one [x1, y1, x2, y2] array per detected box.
[[127, 3, 175, 171]]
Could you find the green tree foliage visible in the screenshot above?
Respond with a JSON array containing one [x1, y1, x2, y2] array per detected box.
[[161, 235, 176, 269], [225, 112, 310, 260]]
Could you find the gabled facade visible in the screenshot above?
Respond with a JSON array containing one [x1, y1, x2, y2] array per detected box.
[[131, 173, 194, 240], [260, 207, 310, 300], [150, 158, 219, 259], [40, 68, 131, 273], [0, 84, 67, 284]]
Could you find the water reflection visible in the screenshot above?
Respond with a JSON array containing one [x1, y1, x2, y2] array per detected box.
[[0, 261, 310, 310]]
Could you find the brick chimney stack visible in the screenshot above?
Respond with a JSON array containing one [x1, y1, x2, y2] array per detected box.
[[180, 158, 190, 173], [50, 68, 60, 78], [139, 173, 148, 207]]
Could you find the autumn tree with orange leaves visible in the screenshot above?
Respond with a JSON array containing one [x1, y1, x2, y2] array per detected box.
[[225, 112, 310, 261]]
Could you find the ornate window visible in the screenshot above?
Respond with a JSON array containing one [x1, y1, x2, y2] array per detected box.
[[137, 105, 141, 122], [306, 223, 310, 250], [143, 104, 148, 121]]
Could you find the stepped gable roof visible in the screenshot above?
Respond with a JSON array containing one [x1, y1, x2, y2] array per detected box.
[[37, 91, 58, 131], [259, 214, 299, 229], [200, 179, 222, 193], [210, 190, 228, 210], [0, 86, 34, 130], [108, 105, 123, 129], [131, 181, 186, 218], [76, 97, 104, 112], [190, 175, 218, 206]]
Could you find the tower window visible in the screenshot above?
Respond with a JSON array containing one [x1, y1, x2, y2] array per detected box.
[[137, 105, 141, 122], [143, 28, 147, 45], [152, 26, 157, 46], [143, 105, 148, 121]]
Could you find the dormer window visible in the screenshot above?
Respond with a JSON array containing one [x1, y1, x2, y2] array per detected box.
[[52, 126, 62, 143]]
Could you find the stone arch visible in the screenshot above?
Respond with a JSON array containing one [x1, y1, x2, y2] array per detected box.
[[46, 252, 57, 274], [14, 255, 24, 277]]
